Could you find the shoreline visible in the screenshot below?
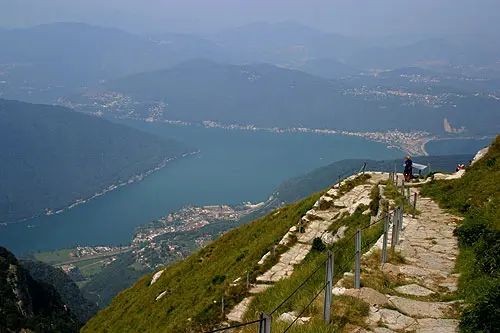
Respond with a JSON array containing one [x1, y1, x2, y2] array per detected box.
[[2, 150, 200, 226], [423, 135, 495, 155]]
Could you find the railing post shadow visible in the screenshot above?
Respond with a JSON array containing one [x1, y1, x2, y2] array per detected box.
[[391, 209, 397, 250], [413, 193, 417, 218], [399, 205, 404, 234]]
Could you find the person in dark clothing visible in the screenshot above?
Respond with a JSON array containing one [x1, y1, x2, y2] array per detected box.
[[404, 155, 413, 182]]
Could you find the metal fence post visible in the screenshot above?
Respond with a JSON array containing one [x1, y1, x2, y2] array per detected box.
[[428, 163, 431, 175], [259, 312, 272, 333], [407, 188, 411, 206], [272, 245, 276, 257], [395, 207, 401, 244], [382, 213, 389, 264], [391, 209, 398, 249], [395, 174, 398, 186], [355, 228, 361, 289], [298, 219, 302, 233], [323, 252, 333, 323], [246, 271, 250, 289], [399, 205, 404, 233], [413, 193, 417, 218]]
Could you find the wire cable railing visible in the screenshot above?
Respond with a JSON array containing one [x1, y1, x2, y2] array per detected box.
[[203, 165, 413, 333]]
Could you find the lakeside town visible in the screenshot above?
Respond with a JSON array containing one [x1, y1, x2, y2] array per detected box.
[[39, 201, 266, 272], [59, 91, 442, 156], [132, 202, 265, 245]]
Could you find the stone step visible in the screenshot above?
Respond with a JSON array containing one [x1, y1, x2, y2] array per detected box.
[[388, 295, 455, 319], [248, 284, 272, 294], [226, 296, 254, 323]]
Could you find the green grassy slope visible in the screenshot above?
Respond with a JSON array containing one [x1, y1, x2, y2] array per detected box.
[[82, 192, 323, 333], [421, 136, 500, 332]]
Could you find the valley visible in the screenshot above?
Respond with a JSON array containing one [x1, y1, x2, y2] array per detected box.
[[1, 13, 499, 332]]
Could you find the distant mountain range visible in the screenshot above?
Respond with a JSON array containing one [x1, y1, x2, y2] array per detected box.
[[0, 98, 191, 223], [69, 59, 500, 135], [1, 22, 500, 104]]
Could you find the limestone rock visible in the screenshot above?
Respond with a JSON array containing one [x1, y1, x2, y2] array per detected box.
[[472, 146, 489, 165], [317, 196, 334, 210], [156, 290, 168, 301], [408, 318, 459, 333], [332, 287, 346, 296], [368, 307, 416, 331], [395, 284, 435, 297], [326, 188, 339, 197], [150, 269, 164, 285], [257, 251, 271, 265], [388, 296, 453, 319], [226, 297, 254, 322], [321, 225, 347, 245], [249, 284, 271, 294], [277, 312, 311, 325], [374, 328, 397, 333], [344, 287, 389, 307]]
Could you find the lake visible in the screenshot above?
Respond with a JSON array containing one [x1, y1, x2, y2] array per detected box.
[[426, 138, 494, 156], [0, 122, 402, 255]]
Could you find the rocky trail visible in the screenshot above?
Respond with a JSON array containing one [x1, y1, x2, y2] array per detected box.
[[227, 170, 464, 332], [335, 187, 462, 333]]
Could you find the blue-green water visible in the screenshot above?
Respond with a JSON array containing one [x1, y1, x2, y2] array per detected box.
[[426, 138, 493, 156], [0, 122, 402, 255]]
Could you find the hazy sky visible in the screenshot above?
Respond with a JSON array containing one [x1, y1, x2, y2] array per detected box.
[[1, 0, 499, 36]]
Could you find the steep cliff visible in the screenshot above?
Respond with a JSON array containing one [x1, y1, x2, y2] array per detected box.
[[0, 247, 80, 332]]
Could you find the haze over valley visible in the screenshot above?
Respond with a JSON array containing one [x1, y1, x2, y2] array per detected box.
[[1, 1, 499, 332]]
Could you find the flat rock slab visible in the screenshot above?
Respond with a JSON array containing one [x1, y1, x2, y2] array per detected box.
[[368, 306, 416, 331], [344, 287, 389, 307], [297, 221, 331, 243], [374, 328, 397, 333], [388, 296, 453, 319], [408, 318, 459, 333], [226, 296, 254, 322], [248, 284, 272, 294], [395, 284, 435, 297], [256, 243, 311, 282]]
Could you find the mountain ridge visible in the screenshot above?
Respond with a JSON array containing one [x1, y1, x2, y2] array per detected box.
[[69, 59, 500, 135], [0, 98, 191, 223]]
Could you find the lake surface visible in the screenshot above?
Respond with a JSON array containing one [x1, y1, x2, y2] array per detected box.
[[0, 122, 402, 255], [426, 138, 493, 156]]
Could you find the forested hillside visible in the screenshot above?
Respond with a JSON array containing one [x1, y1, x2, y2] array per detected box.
[[21, 260, 98, 324], [0, 98, 190, 223], [0, 247, 80, 332]]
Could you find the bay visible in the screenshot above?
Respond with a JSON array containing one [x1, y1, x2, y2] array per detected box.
[[426, 138, 494, 156], [0, 122, 401, 255]]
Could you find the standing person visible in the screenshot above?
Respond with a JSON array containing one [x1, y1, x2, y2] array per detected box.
[[404, 155, 413, 182]]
